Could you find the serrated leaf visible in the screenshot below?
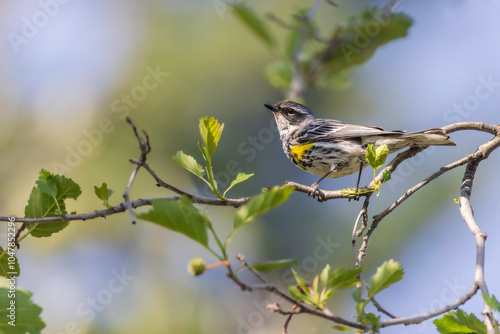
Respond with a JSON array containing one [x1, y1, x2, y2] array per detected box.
[[54, 174, 82, 200], [35, 178, 57, 198], [226, 186, 293, 244], [434, 310, 486, 334], [172, 151, 206, 180], [0, 247, 20, 278], [0, 277, 46, 333], [136, 197, 209, 247], [365, 144, 389, 170], [329, 266, 364, 290], [38, 169, 52, 180], [482, 293, 500, 312], [199, 117, 224, 159], [265, 60, 293, 89], [246, 258, 297, 273], [232, 5, 276, 49], [94, 183, 114, 208], [223, 173, 254, 197], [368, 259, 404, 298], [25, 171, 81, 237], [322, 8, 412, 80]]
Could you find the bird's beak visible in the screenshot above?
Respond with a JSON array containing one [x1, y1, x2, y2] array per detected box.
[[264, 104, 277, 112]]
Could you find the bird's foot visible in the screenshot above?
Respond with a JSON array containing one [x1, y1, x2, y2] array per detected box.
[[308, 183, 326, 202], [349, 188, 361, 202]]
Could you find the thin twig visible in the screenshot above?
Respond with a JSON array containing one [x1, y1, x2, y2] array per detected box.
[[371, 296, 398, 319], [130, 159, 251, 208], [0, 194, 249, 225], [352, 195, 371, 266], [265, 13, 292, 29], [380, 284, 479, 327], [123, 117, 151, 224], [282, 304, 298, 334]]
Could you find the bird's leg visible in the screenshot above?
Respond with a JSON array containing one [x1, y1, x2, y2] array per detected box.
[[353, 162, 364, 201], [308, 164, 337, 201]]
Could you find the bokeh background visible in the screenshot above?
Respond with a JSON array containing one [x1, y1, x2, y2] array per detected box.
[[0, 0, 499, 333]]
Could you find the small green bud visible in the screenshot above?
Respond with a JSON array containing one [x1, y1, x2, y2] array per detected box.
[[187, 258, 206, 276]]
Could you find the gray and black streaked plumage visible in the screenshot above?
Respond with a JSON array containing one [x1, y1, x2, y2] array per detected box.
[[265, 101, 456, 184]]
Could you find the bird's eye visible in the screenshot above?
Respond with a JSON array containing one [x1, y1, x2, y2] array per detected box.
[[284, 108, 295, 115]]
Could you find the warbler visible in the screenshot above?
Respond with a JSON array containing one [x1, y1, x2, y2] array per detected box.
[[264, 101, 456, 193]]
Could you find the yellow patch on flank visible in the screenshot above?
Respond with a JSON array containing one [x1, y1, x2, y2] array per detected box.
[[290, 143, 313, 167]]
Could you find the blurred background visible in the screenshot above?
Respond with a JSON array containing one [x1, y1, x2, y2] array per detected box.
[[0, 0, 499, 333]]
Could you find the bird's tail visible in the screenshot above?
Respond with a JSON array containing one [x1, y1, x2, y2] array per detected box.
[[402, 128, 456, 147]]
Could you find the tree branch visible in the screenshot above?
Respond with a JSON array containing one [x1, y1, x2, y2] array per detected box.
[[380, 284, 479, 327], [129, 159, 251, 208], [123, 117, 151, 224]]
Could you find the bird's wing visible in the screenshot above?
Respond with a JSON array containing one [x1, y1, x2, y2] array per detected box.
[[295, 119, 405, 143]]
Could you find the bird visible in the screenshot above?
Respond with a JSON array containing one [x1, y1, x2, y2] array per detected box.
[[264, 100, 456, 197]]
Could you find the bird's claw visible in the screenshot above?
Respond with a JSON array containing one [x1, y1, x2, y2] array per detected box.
[[308, 184, 326, 202]]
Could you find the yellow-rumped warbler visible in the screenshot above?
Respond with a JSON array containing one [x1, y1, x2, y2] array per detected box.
[[265, 101, 456, 193]]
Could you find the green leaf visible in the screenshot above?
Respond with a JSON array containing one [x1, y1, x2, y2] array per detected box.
[[289, 285, 312, 304], [246, 258, 297, 273], [0, 277, 45, 333], [329, 266, 364, 290], [482, 293, 500, 312], [365, 144, 389, 170], [368, 259, 404, 299], [353, 285, 369, 319], [434, 310, 486, 334], [322, 8, 412, 80], [54, 175, 81, 200], [172, 151, 207, 181], [25, 171, 81, 238], [232, 5, 276, 49], [382, 168, 391, 182], [362, 313, 381, 332], [94, 183, 114, 208], [291, 268, 309, 295], [136, 197, 209, 247], [199, 117, 224, 159], [35, 178, 57, 198], [0, 247, 20, 278], [223, 173, 254, 197], [226, 186, 293, 244], [320, 264, 331, 289], [265, 60, 293, 89]]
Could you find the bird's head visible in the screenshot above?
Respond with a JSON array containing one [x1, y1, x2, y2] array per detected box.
[[264, 101, 317, 132]]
